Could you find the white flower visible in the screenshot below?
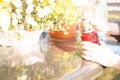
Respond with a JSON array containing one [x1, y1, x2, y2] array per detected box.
[[12, 13, 18, 26], [26, 0, 33, 4], [40, 0, 44, 2], [15, 9, 22, 14], [17, 14, 22, 19], [19, 24, 24, 30], [15, 9, 22, 19], [26, 4, 34, 14], [37, 6, 52, 18], [25, 15, 34, 25], [24, 56, 44, 65], [32, 21, 38, 27], [3, 0, 11, 3], [12, 18, 18, 26], [44, 6, 52, 14], [17, 75, 27, 80], [0, 10, 10, 32], [48, 0, 55, 4], [12, 0, 22, 8], [72, 0, 89, 6]]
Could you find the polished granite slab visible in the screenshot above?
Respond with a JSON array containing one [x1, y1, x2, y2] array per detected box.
[[0, 30, 103, 80]]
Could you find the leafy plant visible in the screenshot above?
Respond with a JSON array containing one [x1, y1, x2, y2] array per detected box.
[[0, 0, 82, 32]]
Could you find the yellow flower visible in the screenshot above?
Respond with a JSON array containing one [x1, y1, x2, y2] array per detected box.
[[43, 0, 49, 5], [0, 0, 3, 3], [60, 52, 70, 59], [53, 58, 59, 62], [64, 64, 73, 75], [67, 65, 73, 73], [37, 74, 41, 80], [55, 2, 66, 14], [53, 13, 58, 19], [36, 6, 42, 12], [15, 65, 20, 70]]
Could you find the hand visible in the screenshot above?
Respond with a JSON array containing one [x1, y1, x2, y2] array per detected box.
[[81, 41, 120, 67], [107, 23, 120, 35], [86, 17, 108, 33], [88, 18, 120, 35]]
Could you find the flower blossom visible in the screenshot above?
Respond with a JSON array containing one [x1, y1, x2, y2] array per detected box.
[[72, 0, 89, 6], [0, 9, 10, 32], [2, 0, 11, 3], [12, 0, 22, 8], [37, 6, 52, 18], [15, 9, 22, 14], [26, 0, 33, 4], [26, 4, 34, 14], [25, 15, 37, 26], [12, 13, 18, 26], [48, 0, 55, 4]]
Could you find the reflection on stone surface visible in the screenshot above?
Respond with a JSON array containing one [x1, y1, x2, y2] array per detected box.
[[0, 31, 82, 80], [0, 43, 45, 67], [49, 36, 77, 52]]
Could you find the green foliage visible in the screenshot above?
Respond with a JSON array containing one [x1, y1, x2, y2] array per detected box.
[[0, 0, 82, 31]]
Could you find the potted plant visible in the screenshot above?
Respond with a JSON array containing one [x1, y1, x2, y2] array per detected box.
[[47, 0, 81, 39], [43, 0, 82, 51], [0, 0, 82, 50], [0, 0, 82, 35]]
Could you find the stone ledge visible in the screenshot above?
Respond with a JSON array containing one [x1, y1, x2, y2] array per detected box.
[[61, 61, 103, 80], [0, 30, 43, 46]]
